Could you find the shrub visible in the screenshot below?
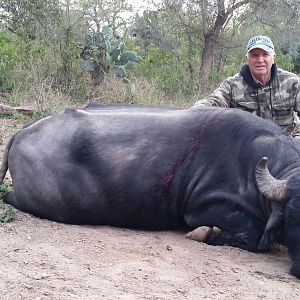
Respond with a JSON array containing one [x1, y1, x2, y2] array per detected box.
[[0, 181, 17, 223]]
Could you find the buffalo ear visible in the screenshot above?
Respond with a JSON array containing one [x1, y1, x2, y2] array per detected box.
[[255, 157, 288, 203]]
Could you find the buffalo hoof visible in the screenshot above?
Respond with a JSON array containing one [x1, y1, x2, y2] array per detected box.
[[185, 226, 221, 242], [185, 226, 212, 242]]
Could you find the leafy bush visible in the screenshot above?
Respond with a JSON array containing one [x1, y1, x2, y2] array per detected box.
[[0, 181, 16, 223], [0, 32, 20, 91], [132, 47, 197, 97], [275, 54, 294, 71]]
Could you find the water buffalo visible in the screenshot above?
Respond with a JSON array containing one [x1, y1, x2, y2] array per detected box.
[[1, 103, 300, 278]]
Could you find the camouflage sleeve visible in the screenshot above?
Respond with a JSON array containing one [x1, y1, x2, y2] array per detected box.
[[194, 79, 232, 107], [291, 76, 300, 137], [294, 76, 300, 114]]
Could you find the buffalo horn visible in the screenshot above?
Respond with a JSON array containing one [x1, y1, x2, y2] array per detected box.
[[255, 157, 288, 203]]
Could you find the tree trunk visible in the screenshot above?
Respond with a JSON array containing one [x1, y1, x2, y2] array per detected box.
[[89, 64, 106, 98], [198, 0, 251, 92], [199, 34, 215, 92], [187, 34, 195, 84]]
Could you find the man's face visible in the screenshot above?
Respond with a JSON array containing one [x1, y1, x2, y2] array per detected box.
[[246, 48, 275, 81]]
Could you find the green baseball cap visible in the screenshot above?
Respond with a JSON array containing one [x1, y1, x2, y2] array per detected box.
[[246, 35, 274, 53]]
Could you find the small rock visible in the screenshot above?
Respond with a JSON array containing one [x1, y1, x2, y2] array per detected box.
[[32, 273, 50, 280]]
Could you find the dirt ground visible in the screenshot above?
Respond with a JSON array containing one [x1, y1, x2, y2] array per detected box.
[[0, 116, 300, 300]]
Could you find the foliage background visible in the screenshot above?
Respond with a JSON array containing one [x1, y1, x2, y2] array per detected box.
[[0, 0, 299, 112]]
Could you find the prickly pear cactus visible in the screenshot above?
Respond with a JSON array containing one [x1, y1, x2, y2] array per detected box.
[[78, 25, 142, 86]]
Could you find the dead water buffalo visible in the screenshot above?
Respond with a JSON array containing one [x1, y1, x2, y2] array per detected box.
[[1, 103, 300, 278]]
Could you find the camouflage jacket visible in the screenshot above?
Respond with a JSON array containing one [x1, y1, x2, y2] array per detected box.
[[194, 64, 300, 136]]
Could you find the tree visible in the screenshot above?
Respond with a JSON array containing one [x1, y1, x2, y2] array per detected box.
[[157, 0, 253, 91], [0, 0, 61, 40], [198, 0, 252, 91], [130, 10, 175, 52], [79, 0, 133, 37]]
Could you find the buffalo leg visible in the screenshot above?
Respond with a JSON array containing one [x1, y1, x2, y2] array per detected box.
[[186, 226, 264, 252], [258, 203, 284, 251]]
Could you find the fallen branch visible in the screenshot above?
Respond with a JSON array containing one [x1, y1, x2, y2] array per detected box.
[[0, 104, 35, 116]]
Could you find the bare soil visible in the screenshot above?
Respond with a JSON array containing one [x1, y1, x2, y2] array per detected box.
[[0, 117, 299, 300]]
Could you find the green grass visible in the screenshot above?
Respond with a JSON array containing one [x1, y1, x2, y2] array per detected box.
[[0, 114, 18, 119], [0, 181, 17, 223]]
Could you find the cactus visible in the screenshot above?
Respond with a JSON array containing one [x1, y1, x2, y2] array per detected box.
[[78, 25, 142, 87]]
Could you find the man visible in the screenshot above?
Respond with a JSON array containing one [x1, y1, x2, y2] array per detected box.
[[194, 35, 300, 137]]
